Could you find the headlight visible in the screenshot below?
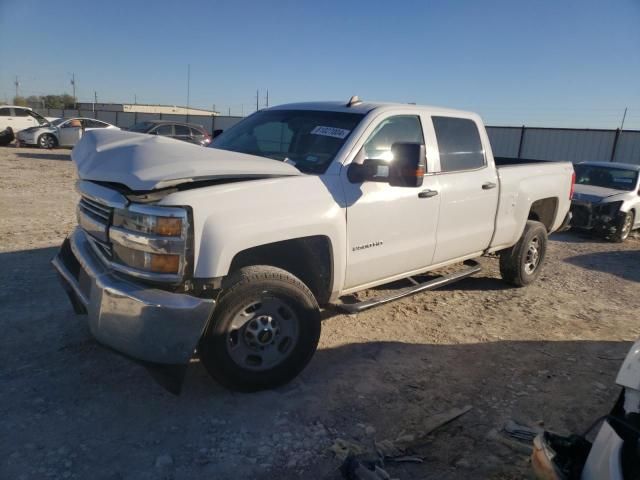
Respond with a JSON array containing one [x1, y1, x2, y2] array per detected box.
[[109, 205, 190, 280]]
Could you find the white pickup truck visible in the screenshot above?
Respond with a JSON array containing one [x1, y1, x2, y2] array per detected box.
[[53, 99, 575, 392]]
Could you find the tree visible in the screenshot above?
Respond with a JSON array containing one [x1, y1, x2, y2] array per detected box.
[[26, 95, 44, 108], [12, 96, 28, 106], [44, 95, 64, 109], [61, 94, 76, 109]]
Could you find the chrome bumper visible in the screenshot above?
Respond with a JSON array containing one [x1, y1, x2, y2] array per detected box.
[[52, 228, 215, 364]]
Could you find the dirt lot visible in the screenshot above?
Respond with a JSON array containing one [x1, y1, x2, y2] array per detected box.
[[1, 145, 639, 480]]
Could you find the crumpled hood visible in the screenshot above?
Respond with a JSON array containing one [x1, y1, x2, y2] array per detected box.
[[572, 184, 625, 203], [72, 129, 301, 191]]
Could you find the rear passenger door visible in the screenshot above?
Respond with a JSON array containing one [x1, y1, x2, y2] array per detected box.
[[174, 124, 192, 143], [431, 116, 499, 264]]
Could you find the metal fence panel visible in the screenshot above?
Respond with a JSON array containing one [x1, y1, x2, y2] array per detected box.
[[117, 112, 136, 128], [613, 131, 640, 165], [96, 111, 118, 125], [520, 128, 616, 162], [213, 116, 243, 132], [486, 127, 521, 158], [78, 110, 96, 119]]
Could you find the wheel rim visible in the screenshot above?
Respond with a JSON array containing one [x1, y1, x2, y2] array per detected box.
[[226, 297, 299, 371], [40, 135, 54, 148], [621, 214, 632, 239], [524, 236, 541, 275]]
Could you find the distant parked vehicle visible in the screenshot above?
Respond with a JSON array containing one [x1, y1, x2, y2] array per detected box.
[[17, 117, 119, 149], [0, 105, 57, 135], [126, 120, 212, 146], [570, 162, 640, 242]]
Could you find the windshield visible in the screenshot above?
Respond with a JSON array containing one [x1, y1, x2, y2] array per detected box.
[[127, 122, 155, 133], [210, 109, 364, 173], [31, 111, 50, 125], [574, 165, 639, 191]]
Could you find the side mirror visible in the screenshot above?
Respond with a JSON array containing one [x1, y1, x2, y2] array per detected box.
[[388, 143, 425, 187], [212, 129, 224, 139], [347, 142, 425, 187]]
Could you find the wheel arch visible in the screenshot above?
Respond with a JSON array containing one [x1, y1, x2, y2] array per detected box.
[[527, 197, 558, 232], [226, 235, 334, 305]]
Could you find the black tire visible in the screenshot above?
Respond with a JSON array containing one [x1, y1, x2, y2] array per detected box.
[[37, 133, 58, 149], [199, 265, 321, 392], [0, 127, 14, 146], [610, 210, 634, 243], [499, 220, 548, 287]]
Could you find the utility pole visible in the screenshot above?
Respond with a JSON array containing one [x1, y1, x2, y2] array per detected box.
[[186, 64, 191, 110], [256, 89, 259, 112], [265, 89, 269, 108], [620, 107, 628, 130], [93, 91, 97, 112], [134, 94, 137, 104], [70, 73, 76, 108], [14, 76, 19, 99], [228, 107, 231, 116]]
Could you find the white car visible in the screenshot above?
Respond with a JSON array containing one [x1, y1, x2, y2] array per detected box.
[[570, 162, 640, 242], [0, 105, 56, 134], [17, 117, 119, 149], [52, 99, 574, 392]]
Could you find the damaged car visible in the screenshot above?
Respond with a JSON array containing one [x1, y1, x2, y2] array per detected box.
[[532, 339, 640, 479], [570, 162, 640, 242]]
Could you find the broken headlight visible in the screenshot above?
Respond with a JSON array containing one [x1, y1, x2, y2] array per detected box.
[[109, 205, 190, 279]]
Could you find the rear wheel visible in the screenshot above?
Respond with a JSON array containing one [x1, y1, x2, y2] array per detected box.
[[499, 220, 548, 287], [37, 133, 58, 149], [610, 211, 634, 243], [199, 266, 321, 392]]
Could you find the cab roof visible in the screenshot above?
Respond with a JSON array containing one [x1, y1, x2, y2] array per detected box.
[[268, 100, 477, 118]]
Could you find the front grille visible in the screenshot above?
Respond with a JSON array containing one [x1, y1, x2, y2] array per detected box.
[[78, 195, 114, 259], [79, 197, 112, 222]]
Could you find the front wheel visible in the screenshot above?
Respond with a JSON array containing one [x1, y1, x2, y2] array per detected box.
[[610, 211, 634, 243], [199, 266, 321, 392], [499, 220, 548, 287], [37, 133, 58, 149]]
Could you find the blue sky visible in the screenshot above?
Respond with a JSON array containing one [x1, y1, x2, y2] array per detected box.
[[1, 0, 639, 128]]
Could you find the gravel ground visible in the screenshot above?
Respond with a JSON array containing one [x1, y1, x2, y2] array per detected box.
[[1, 145, 639, 480]]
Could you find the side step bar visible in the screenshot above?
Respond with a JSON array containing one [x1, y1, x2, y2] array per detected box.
[[337, 260, 482, 314]]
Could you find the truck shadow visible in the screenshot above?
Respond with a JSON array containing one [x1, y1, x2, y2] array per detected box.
[[550, 231, 608, 244], [565, 249, 640, 282]]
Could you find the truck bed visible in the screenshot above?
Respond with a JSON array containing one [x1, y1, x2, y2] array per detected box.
[[494, 156, 565, 167]]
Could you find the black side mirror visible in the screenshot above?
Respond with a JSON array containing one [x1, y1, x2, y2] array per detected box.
[[388, 142, 425, 187], [348, 142, 425, 187], [212, 129, 224, 139]]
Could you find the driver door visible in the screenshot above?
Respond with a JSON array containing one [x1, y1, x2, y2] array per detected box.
[[58, 121, 83, 146], [340, 114, 441, 290]]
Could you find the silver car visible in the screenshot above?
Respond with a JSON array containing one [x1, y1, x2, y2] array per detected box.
[[17, 117, 118, 149], [570, 162, 640, 242]]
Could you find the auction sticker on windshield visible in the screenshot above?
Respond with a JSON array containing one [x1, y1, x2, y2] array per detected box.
[[310, 126, 350, 139]]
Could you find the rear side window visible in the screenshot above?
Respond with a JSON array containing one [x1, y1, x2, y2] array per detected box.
[[0, 108, 11, 116], [154, 124, 173, 135], [175, 125, 190, 136], [13, 108, 29, 117], [189, 127, 204, 137], [83, 119, 107, 128], [432, 117, 485, 172]]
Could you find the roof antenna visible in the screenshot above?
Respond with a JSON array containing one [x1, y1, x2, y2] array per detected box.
[[347, 95, 362, 107]]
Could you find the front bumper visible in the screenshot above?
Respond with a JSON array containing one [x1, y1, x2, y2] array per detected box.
[[17, 132, 36, 145], [52, 228, 215, 365]]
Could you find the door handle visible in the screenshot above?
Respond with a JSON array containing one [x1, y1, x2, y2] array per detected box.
[[418, 189, 438, 198], [482, 182, 497, 190]]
